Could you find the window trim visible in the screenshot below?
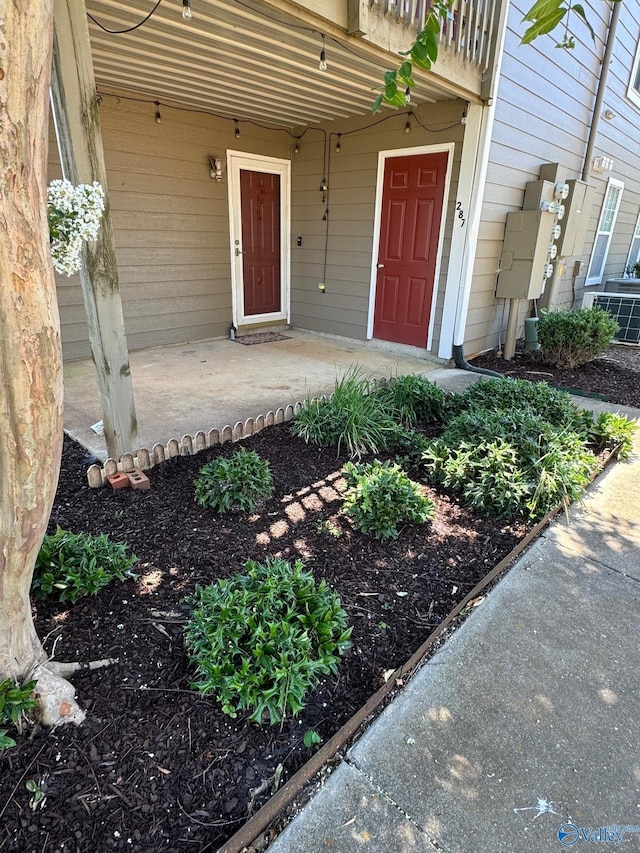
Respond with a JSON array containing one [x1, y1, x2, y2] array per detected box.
[[585, 177, 624, 286], [627, 38, 640, 108], [625, 211, 640, 273]]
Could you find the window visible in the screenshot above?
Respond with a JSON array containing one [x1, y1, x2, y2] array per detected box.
[[627, 38, 640, 108], [626, 212, 640, 273], [586, 178, 624, 285]]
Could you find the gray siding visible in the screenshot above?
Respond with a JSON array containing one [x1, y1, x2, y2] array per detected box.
[[49, 94, 289, 360], [465, 0, 640, 356]]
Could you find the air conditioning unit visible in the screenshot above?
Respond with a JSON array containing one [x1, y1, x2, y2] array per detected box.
[[582, 291, 640, 345]]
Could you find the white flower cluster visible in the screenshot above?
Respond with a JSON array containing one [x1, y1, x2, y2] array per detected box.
[[47, 180, 105, 276]]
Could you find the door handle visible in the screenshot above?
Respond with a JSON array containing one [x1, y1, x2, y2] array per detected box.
[[377, 263, 384, 269], [235, 247, 242, 256]]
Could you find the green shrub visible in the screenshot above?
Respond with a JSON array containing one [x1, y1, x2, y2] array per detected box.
[[342, 460, 435, 539], [420, 377, 603, 521], [422, 439, 531, 518], [537, 307, 619, 368], [375, 374, 447, 427], [589, 411, 637, 459], [184, 557, 352, 725], [450, 377, 590, 433], [0, 678, 38, 750], [195, 447, 273, 512], [33, 527, 137, 603], [291, 365, 401, 458]]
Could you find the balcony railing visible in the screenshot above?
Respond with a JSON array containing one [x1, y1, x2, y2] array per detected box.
[[368, 0, 498, 74]]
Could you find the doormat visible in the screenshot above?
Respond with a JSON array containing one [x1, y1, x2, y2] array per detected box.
[[234, 332, 291, 345]]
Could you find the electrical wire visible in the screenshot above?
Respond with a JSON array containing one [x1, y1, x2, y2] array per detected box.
[[87, 0, 164, 34]]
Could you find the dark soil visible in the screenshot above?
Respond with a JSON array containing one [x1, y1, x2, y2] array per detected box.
[[472, 343, 640, 408], [0, 424, 530, 853]]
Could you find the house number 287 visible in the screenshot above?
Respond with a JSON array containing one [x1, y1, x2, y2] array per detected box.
[[456, 202, 466, 227]]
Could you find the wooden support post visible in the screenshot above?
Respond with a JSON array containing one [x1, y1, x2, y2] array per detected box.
[[50, 0, 138, 459]]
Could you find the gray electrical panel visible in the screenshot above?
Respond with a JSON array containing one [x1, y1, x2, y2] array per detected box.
[[496, 210, 556, 300], [554, 180, 594, 258]]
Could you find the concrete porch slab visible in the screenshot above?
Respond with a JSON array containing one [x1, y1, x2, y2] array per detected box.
[[63, 330, 445, 461]]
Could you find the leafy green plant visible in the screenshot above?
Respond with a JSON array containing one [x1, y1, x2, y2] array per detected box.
[[184, 557, 352, 725], [0, 679, 37, 726], [32, 527, 137, 603], [450, 377, 590, 433], [291, 365, 401, 458], [589, 411, 637, 459], [0, 678, 37, 749], [537, 307, 619, 369], [376, 374, 448, 428], [423, 439, 531, 518], [303, 729, 322, 748], [0, 729, 16, 750], [420, 377, 603, 521], [342, 460, 435, 539], [195, 447, 274, 513]]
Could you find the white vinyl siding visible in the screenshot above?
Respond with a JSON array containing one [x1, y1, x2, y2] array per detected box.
[[586, 178, 624, 285]]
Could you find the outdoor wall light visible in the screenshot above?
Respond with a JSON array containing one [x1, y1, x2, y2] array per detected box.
[[209, 157, 223, 181]]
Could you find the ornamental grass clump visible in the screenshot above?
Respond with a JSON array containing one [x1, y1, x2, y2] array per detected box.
[[184, 557, 352, 725], [195, 447, 273, 512], [589, 411, 637, 459], [32, 526, 138, 603], [342, 460, 435, 539], [537, 307, 619, 368], [291, 365, 401, 458]]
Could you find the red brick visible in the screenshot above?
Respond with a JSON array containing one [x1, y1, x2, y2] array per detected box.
[[107, 472, 130, 490], [126, 468, 150, 491]]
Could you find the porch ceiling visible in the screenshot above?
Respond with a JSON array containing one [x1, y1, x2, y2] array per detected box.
[[85, 0, 458, 127]]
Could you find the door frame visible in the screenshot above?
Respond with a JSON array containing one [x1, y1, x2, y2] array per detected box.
[[227, 150, 291, 327], [366, 143, 454, 351]]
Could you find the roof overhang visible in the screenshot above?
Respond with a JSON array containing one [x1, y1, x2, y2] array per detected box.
[[85, 0, 466, 128]]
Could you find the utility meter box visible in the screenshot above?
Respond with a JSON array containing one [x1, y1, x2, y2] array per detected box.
[[497, 210, 556, 300], [554, 180, 594, 258]]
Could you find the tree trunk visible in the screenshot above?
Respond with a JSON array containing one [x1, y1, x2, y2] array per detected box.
[[0, 3, 59, 683]]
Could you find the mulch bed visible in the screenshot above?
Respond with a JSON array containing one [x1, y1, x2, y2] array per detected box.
[[0, 424, 530, 853], [471, 343, 640, 409]]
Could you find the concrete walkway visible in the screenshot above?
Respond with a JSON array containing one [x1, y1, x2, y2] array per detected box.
[[267, 402, 640, 853]]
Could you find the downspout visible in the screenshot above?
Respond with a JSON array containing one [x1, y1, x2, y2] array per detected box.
[[452, 343, 501, 375], [447, 0, 509, 375], [581, 0, 622, 182]]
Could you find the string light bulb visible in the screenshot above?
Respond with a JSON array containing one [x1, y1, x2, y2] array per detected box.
[[404, 87, 411, 105], [319, 35, 327, 71], [294, 138, 300, 154], [155, 101, 162, 124], [234, 119, 240, 139], [182, 0, 192, 20], [319, 178, 328, 192], [461, 102, 469, 125], [335, 134, 341, 153], [405, 115, 412, 134]]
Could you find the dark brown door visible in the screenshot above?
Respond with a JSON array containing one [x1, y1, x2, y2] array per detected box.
[[240, 169, 281, 316], [373, 152, 448, 347]]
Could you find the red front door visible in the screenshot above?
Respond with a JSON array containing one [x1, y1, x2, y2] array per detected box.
[[373, 152, 448, 347], [240, 169, 281, 316]]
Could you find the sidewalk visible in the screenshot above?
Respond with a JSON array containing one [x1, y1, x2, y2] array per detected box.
[[266, 399, 640, 853]]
